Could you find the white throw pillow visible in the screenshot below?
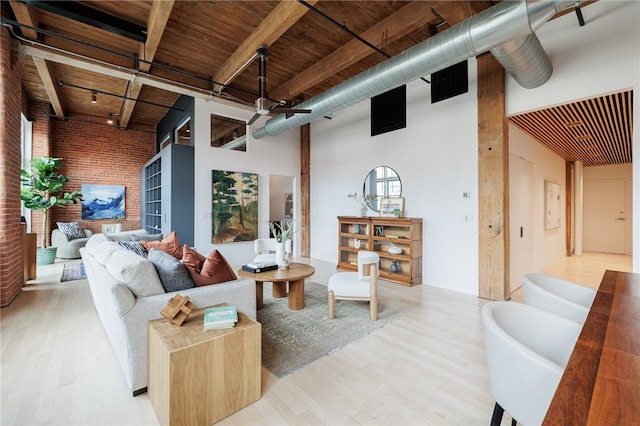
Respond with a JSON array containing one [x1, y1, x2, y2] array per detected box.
[[106, 250, 164, 297]]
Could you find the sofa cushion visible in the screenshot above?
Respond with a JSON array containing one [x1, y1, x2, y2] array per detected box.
[[94, 241, 124, 266], [183, 247, 237, 286], [182, 244, 206, 273], [57, 221, 86, 240], [117, 241, 148, 258], [141, 231, 182, 259], [147, 248, 195, 292], [131, 233, 163, 242], [105, 250, 164, 297]]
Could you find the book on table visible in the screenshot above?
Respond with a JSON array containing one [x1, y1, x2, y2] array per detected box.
[[242, 261, 278, 273], [203, 305, 238, 330]]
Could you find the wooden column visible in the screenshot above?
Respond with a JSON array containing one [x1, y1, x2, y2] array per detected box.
[[565, 161, 573, 255], [300, 124, 311, 257], [477, 53, 509, 301]]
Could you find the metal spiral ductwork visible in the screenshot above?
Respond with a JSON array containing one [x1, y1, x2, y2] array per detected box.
[[251, 0, 579, 140]]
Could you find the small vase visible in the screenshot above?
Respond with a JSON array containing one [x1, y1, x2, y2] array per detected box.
[[275, 242, 286, 266], [354, 224, 361, 234], [390, 259, 400, 273], [360, 204, 368, 217]]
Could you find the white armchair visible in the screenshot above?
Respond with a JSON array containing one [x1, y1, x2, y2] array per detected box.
[[522, 273, 596, 323], [327, 251, 380, 320], [51, 228, 94, 259], [482, 301, 582, 426], [253, 238, 291, 263]]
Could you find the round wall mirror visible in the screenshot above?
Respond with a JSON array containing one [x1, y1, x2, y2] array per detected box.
[[362, 166, 401, 212]]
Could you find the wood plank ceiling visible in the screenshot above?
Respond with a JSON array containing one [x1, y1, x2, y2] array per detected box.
[[509, 90, 633, 167], [3, 0, 632, 166]]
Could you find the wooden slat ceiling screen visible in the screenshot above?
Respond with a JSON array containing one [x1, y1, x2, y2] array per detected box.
[[509, 90, 633, 167]]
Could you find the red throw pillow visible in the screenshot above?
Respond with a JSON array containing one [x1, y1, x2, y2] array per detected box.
[[182, 247, 237, 286], [141, 231, 182, 259], [182, 244, 205, 273]]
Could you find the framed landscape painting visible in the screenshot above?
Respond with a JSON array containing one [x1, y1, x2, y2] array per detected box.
[[380, 197, 404, 217], [81, 184, 125, 220], [211, 170, 258, 243]]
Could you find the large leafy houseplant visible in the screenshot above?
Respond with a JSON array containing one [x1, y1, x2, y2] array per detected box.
[[21, 157, 83, 249]]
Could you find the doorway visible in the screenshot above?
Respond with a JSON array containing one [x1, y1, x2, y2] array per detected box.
[[509, 154, 534, 293], [269, 174, 294, 227], [583, 179, 627, 254]]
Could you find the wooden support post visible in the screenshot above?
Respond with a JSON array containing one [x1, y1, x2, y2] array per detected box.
[[477, 53, 509, 301], [300, 124, 311, 257]]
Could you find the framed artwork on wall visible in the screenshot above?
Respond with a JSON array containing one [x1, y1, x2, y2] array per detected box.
[[380, 197, 404, 218], [545, 181, 561, 229], [81, 184, 125, 220], [211, 170, 258, 243]]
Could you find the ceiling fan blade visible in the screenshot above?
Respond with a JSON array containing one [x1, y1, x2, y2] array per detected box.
[[247, 113, 261, 125], [271, 108, 312, 114]]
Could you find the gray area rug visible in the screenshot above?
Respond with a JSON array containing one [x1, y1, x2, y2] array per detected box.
[[258, 281, 402, 378]]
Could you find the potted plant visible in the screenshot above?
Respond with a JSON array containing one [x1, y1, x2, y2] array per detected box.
[[20, 157, 83, 264]]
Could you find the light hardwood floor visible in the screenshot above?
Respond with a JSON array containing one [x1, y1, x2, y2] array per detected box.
[[1, 252, 631, 426]]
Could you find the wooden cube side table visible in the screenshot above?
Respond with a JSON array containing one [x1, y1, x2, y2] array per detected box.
[[148, 306, 261, 426]]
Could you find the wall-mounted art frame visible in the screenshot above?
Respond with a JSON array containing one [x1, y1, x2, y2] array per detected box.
[[81, 184, 125, 220], [211, 170, 258, 243], [545, 181, 561, 229], [380, 197, 404, 217]]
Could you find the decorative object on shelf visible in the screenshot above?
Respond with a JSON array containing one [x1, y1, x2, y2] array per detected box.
[[380, 197, 405, 218], [388, 245, 403, 255], [81, 184, 125, 220], [212, 170, 258, 243], [354, 223, 362, 234], [160, 294, 195, 326], [21, 157, 83, 265], [354, 239, 361, 249], [390, 259, 400, 273], [348, 192, 377, 217], [374, 225, 384, 236]]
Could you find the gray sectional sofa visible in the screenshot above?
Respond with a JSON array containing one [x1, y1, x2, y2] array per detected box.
[[80, 231, 256, 396]]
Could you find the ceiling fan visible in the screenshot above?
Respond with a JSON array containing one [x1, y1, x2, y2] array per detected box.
[[246, 46, 311, 125]]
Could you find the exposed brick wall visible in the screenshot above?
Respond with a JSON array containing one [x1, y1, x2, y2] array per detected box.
[[50, 114, 156, 236], [1, 27, 26, 307], [27, 101, 53, 246]]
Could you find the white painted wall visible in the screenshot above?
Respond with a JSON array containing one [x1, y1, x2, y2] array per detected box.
[[507, 0, 639, 272], [191, 99, 301, 266], [310, 61, 480, 295], [509, 123, 567, 272]]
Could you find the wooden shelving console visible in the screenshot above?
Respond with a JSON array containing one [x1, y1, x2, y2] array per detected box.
[[337, 216, 422, 286]]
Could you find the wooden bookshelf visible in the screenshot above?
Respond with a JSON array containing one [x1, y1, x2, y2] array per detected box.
[[337, 216, 422, 286]]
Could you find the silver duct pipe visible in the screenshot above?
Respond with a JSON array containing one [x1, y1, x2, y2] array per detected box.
[[250, 0, 577, 140]]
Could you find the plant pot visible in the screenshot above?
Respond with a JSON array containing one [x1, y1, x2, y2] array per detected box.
[[36, 247, 58, 265]]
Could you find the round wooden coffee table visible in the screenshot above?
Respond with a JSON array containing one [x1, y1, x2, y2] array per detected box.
[[238, 262, 315, 310]]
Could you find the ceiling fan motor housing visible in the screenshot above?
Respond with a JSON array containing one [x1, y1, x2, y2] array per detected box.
[[255, 97, 270, 114]]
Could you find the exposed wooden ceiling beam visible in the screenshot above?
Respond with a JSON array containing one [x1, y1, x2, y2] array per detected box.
[[270, 1, 436, 102], [9, 0, 64, 117], [212, 0, 318, 93], [120, 0, 175, 128], [21, 44, 252, 111]]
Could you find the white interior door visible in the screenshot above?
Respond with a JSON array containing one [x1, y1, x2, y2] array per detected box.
[[509, 154, 534, 292], [583, 179, 626, 253]]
